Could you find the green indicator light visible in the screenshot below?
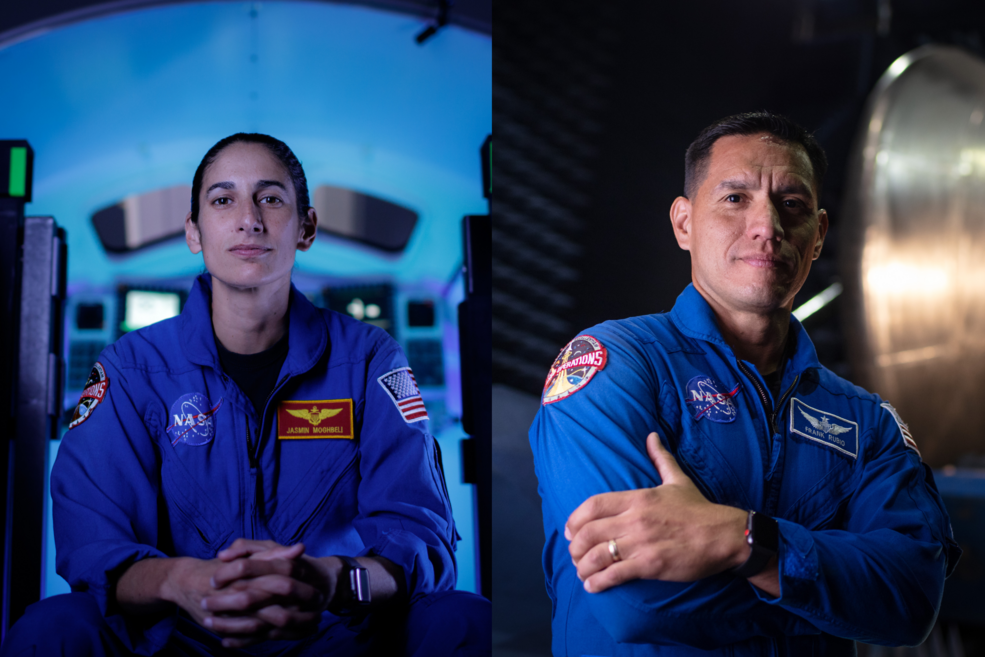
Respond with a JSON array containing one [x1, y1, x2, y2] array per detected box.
[[9, 147, 26, 197]]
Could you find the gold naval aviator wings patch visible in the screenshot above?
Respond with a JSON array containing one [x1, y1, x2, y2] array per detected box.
[[278, 399, 353, 439], [285, 406, 343, 425]]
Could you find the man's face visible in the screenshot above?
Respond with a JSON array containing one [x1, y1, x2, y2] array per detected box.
[[670, 133, 828, 316], [185, 141, 316, 292]]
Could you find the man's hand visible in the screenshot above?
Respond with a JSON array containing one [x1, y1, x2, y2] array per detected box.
[[201, 539, 338, 648], [565, 432, 749, 594]]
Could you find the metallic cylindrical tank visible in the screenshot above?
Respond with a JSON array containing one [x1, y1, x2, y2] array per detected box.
[[842, 46, 985, 468]]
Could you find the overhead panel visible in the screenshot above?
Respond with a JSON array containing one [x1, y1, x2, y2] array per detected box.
[[91, 185, 189, 253], [313, 185, 418, 252]]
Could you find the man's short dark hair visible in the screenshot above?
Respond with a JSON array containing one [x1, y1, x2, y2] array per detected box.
[[190, 133, 311, 224], [684, 112, 828, 200]]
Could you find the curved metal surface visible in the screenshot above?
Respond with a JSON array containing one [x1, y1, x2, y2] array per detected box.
[[842, 46, 985, 467]]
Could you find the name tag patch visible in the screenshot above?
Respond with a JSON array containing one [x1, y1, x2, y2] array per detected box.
[[790, 398, 858, 458], [278, 399, 354, 439]]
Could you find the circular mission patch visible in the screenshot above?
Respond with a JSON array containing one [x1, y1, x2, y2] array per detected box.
[[68, 362, 109, 429], [542, 335, 608, 405]]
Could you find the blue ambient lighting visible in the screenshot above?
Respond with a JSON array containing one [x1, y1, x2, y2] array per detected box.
[[3, 0, 488, 598]]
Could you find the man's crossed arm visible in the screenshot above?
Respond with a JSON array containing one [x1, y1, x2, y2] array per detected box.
[[565, 432, 780, 597]]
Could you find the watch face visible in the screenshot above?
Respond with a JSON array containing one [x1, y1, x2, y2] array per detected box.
[[751, 512, 779, 554], [350, 567, 371, 604]]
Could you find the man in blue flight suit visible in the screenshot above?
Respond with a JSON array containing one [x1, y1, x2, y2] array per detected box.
[[530, 113, 961, 656], [1, 133, 489, 655]]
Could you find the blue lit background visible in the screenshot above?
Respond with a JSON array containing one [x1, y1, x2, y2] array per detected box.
[[0, 0, 489, 597]]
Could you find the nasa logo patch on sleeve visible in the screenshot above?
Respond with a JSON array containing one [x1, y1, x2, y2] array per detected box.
[[68, 362, 109, 429], [881, 402, 921, 459], [542, 335, 607, 405]]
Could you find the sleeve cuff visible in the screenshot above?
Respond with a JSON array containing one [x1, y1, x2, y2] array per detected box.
[[364, 529, 455, 599], [82, 546, 177, 656], [751, 518, 818, 607]]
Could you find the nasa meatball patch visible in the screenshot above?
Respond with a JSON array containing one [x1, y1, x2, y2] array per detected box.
[[68, 362, 109, 429], [166, 392, 223, 446], [685, 375, 740, 423], [542, 335, 608, 405]]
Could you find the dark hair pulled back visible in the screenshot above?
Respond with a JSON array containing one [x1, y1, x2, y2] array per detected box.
[[190, 133, 311, 223]]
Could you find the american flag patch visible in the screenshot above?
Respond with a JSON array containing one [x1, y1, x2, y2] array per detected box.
[[881, 402, 920, 459], [378, 367, 429, 423]]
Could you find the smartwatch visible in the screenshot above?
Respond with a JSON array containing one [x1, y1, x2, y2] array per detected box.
[[333, 555, 371, 610], [731, 510, 778, 578]]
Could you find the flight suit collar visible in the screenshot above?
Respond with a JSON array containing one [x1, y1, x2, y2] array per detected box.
[[669, 283, 730, 349], [669, 283, 821, 375], [180, 273, 329, 376]]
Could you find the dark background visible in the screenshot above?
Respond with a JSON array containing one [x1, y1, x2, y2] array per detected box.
[[493, 2, 985, 655], [494, 0, 985, 396]]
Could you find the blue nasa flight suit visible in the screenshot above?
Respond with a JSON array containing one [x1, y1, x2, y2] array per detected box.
[[2, 274, 488, 656], [530, 284, 960, 657]]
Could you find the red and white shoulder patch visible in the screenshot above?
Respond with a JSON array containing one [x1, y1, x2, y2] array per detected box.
[[881, 402, 921, 459], [542, 335, 608, 405], [69, 362, 109, 429]]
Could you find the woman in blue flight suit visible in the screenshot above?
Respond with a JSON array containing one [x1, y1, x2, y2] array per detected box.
[[1, 133, 489, 655]]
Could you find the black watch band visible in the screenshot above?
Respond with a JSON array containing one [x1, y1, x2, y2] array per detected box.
[[333, 555, 371, 609], [731, 510, 779, 578]]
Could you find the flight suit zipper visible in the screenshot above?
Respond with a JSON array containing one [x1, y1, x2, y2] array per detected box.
[[249, 375, 291, 540], [256, 375, 290, 461], [735, 360, 774, 452], [735, 361, 800, 450], [735, 360, 802, 515], [774, 375, 800, 434]]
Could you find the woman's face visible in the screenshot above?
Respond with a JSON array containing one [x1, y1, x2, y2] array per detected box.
[[185, 141, 316, 293]]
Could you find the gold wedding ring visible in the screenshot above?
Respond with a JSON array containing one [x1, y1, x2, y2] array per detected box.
[[608, 538, 621, 563]]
